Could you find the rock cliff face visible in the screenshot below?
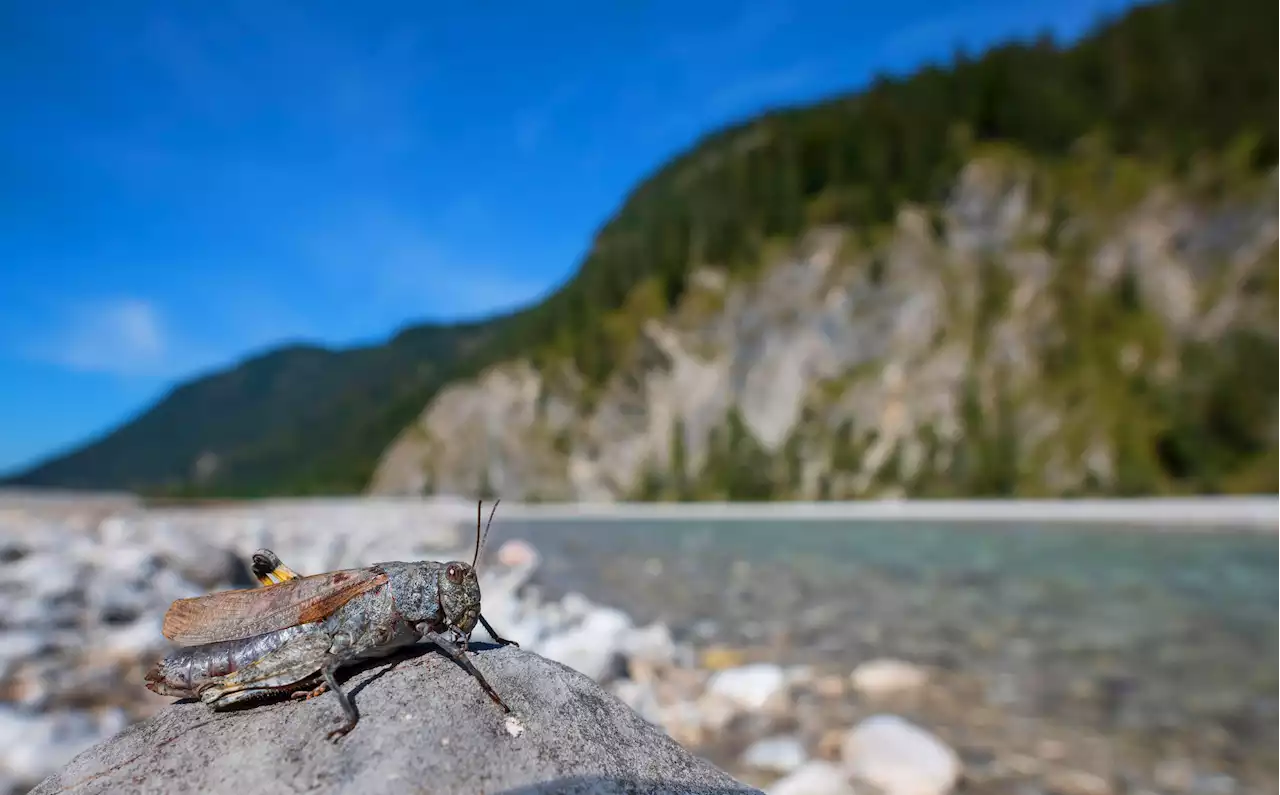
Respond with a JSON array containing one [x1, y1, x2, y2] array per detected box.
[[370, 150, 1278, 501]]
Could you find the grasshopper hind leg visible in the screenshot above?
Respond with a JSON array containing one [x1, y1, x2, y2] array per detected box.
[[202, 676, 320, 709], [197, 632, 333, 711]]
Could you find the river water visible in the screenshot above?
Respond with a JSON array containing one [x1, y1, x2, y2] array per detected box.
[[499, 517, 1278, 789]]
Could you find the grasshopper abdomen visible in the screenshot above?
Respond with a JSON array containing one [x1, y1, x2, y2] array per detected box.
[[145, 623, 318, 697]]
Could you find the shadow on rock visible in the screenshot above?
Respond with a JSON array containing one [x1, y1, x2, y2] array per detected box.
[[496, 775, 766, 794], [176, 640, 510, 715]]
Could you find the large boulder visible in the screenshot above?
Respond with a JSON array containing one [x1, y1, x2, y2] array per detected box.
[[30, 645, 760, 795]]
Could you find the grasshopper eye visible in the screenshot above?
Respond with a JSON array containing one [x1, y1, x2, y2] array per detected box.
[[446, 564, 463, 583]]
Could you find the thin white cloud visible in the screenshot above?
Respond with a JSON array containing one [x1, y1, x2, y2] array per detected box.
[[706, 61, 821, 116], [625, 0, 808, 146], [299, 201, 553, 321], [128, 4, 432, 159], [660, 0, 793, 66], [512, 81, 585, 154], [875, 0, 1129, 69], [37, 298, 171, 376], [514, 113, 550, 154], [875, 6, 1008, 66]]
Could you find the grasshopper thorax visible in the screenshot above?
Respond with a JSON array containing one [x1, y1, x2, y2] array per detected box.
[[437, 560, 481, 635]]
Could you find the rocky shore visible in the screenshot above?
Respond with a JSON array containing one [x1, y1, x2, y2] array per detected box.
[[1, 496, 1274, 794]]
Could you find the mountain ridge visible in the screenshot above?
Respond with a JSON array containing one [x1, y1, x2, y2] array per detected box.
[[7, 0, 1276, 497], [370, 148, 1278, 501], [4, 319, 505, 493]]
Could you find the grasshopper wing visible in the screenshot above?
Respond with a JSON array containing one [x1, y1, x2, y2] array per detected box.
[[162, 567, 389, 646]]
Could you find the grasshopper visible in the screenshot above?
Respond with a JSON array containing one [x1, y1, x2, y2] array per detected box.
[[144, 500, 519, 740]]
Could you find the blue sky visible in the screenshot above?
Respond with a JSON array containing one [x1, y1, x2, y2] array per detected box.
[[0, 0, 1139, 474]]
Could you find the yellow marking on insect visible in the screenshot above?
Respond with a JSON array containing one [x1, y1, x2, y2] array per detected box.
[[255, 566, 300, 587], [272, 565, 301, 582]]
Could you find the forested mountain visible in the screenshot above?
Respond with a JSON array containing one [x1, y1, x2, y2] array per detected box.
[[4, 323, 503, 495], [7, 0, 1276, 497]]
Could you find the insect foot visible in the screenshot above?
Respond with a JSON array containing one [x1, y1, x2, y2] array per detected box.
[[480, 614, 520, 648], [290, 683, 329, 701], [422, 629, 511, 713]]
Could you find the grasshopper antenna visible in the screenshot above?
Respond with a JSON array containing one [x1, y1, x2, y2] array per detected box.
[[473, 499, 500, 569]]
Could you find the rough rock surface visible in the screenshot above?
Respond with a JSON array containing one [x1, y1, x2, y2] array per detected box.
[[30, 646, 761, 795]]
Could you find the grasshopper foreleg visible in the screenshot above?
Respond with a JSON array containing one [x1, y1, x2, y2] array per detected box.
[[478, 613, 519, 648], [422, 629, 510, 713]]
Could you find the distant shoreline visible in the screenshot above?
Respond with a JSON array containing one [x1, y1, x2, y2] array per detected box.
[[489, 496, 1280, 530], [2, 488, 1273, 531]]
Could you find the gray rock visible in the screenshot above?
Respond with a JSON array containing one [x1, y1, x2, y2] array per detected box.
[[30, 646, 761, 795]]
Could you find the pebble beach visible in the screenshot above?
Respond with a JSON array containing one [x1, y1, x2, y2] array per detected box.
[[0, 493, 1275, 795]]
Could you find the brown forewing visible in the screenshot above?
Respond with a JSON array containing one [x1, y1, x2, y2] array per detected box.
[[161, 567, 389, 645]]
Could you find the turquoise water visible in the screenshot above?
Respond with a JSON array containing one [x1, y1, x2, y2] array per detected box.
[[506, 519, 1277, 633], [500, 518, 1278, 771]]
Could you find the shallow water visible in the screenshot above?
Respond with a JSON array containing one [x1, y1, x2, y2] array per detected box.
[[505, 519, 1277, 637], [500, 519, 1279, 782]]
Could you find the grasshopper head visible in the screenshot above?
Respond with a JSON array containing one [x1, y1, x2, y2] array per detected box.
[[438, 560, 481, 635]]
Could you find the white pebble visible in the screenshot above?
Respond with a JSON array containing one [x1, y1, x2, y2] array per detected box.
[[705, 663, 788, 711], [504, 715, 525, 737], [842, 714, 961, 795], [850, 658, 929, 699], [742, 735, 808, 774], [768, 761, 857, 795]]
